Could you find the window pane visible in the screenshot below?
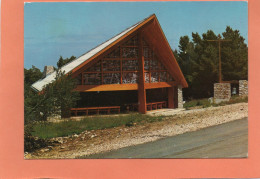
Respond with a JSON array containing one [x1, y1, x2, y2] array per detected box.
[[122, 72, 138, 84], [103, 73, 120, 84], [150, 58, 159, 70], [143, 47, 150, 58], [151, 72, 159, 83], [122, 59, 139, 71], [87, 60, 101, 72], [103, 60, 120, 71], [106, 47, 120, 58], [83, 73, 101, 85], [144, 59, 149, 70], [160, 72, 167, 82], [145, 72, 150, 83], [122, 47, 138, 58], [158, 61, 166, 70], [123, 35, 138, 46]]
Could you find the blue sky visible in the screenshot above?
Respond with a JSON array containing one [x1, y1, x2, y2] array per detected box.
[[24, 1, 248, 70]]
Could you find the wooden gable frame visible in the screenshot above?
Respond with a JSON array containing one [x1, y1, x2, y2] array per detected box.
[[71, 14, 188, 92]]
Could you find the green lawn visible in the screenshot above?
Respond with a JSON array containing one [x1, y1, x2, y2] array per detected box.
[[31, 113, 164, 139], [31, 95, 247, 139]]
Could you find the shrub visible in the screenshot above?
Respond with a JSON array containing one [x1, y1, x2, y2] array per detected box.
[[24, 122, 50, 152], [184, 98, 211, 109]]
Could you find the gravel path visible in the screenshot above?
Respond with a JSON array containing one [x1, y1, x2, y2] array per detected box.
[[26, 102, 248, 159]]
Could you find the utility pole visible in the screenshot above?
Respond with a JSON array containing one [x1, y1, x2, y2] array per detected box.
[[207, 38, 231, 83]]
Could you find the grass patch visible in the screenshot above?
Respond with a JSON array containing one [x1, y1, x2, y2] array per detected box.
[[184, 95, 248, 109], [184, 98, 211, 109], [31, 113, 164, 139]]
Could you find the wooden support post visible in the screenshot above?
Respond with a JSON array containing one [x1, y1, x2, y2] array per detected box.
[[138, 32, 147, 114], [168, 87, 174, 108], [81, 73, 83, 85], [101, 59, 103, 84], [120, 46, 123, 84], [149, 58, 151, 83]]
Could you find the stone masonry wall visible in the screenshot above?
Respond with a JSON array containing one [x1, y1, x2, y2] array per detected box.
[[177, 85, 183, 108], [239, 80, 248, 96], [214, 83, 231, 103]]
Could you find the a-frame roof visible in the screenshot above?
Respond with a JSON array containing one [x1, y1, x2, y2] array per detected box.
[[32, 14, 187, 92]]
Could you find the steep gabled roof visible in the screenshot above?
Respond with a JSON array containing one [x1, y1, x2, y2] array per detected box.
[[32, 14, 187, 92]]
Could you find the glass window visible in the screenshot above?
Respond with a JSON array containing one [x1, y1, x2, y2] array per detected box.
[[103, 73, 120, 84], [123, 35, 138, 46], [106, 47, 120, 58], [160, 72, 167, 82], [144, 59, 149, 70], [143, 47, 150, 58], [103, 59, 120, 71], [145, 72, 150, 83], [83, 73, 101, 85], [158, 61, 166, 70], [151, 72, 159, 83], [150, 58, 159, 70], [122, 59, 139, 71], [122, 72, 138, 84], [122, 47, 138, 58], [86, 60, 101, 72]]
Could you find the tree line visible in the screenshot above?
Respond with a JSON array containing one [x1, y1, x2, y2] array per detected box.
[[173, 26, 248, 99]]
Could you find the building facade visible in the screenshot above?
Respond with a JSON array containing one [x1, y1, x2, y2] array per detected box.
[[32, 14, 188, 115]]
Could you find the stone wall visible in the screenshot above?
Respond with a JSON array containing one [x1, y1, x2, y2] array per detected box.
[[214, 83, 231, 103], [239, 80, 248, 96], [177, 85, 183, 108]]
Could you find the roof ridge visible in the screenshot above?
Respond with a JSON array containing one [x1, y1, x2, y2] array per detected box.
[[31, 14, 156, 91], [59, 14, 155, 72]]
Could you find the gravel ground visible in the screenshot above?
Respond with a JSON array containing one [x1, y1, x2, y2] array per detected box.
[[25, 102, 248, 159]]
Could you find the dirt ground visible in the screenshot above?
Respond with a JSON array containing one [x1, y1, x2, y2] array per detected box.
[[25, 102, 248, 159]]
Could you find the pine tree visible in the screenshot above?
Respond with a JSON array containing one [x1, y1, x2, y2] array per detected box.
[[25, 69, 80, 122], [175, 27, 248, 99], [221, 26, 248, 81], [57, 56, 76, 68]]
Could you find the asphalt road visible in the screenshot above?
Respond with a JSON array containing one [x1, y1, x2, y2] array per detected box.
[[83, 118, 248, 159]]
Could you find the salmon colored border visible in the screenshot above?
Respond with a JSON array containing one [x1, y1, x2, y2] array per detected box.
[[0, 0, 259, 178]]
